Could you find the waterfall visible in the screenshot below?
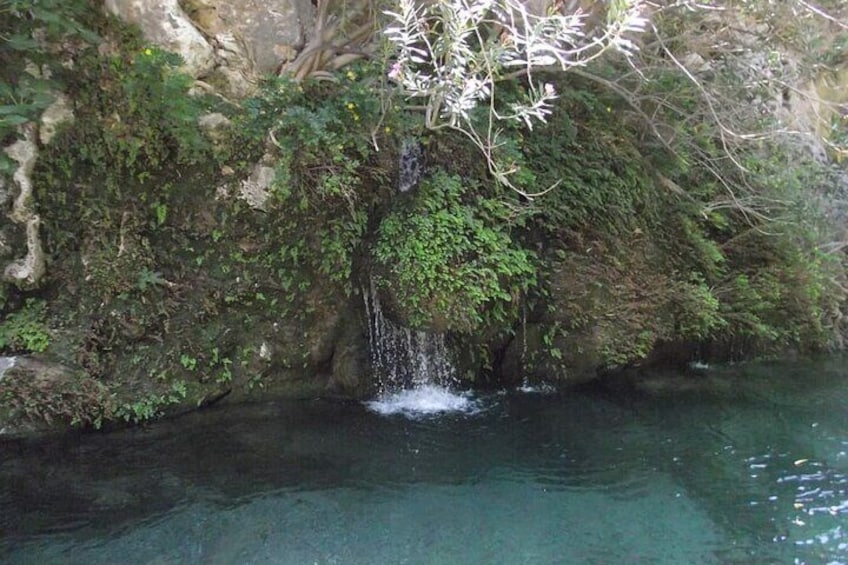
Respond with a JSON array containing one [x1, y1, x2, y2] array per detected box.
[[363, 278, 476, 417], [363, 278, 456, 394], [0, 356, 16, 379]]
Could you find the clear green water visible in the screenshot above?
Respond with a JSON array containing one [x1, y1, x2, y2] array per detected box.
[[1, 356, 847, 564]]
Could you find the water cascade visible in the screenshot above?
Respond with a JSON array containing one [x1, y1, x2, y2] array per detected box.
[[362, 279, 477, 416]]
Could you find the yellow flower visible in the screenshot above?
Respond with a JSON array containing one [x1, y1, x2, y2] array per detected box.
[[346, 70, 356, 81], [384, 126, 392, 133], [144, 48, 152, 56], [346, 102, 356, 110]]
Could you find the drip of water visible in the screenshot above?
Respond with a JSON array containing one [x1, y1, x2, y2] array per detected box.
[[0, 356, 16, 379], [398, 138, 423, 193], [363, 278, 474, 417]]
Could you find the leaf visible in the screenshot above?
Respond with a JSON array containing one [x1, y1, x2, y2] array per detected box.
[[4, 34, 39, 51], [0, 114, 31, 127]]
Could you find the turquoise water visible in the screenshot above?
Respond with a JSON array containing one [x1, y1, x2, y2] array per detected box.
[[1, 356, 847, 563]]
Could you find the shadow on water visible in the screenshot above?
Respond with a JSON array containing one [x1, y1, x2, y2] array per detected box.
[[1, 355, 847, 563]]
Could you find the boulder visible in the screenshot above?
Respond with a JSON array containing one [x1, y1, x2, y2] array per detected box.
[[104, 0, 215, 78], [187, 0, 312, 74], [0, 356, 113, 437]]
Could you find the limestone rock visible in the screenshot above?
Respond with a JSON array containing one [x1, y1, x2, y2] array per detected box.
[[3, 216, 45, 289], [197, 112, 231, 143], [39, 93, 74, 145], [187, 0, 312, 74], [185, 0, 314, 96], [104, 0, 215, 78], [5, 130, 37, 224], [238, 161, 276, 212], [2, 125, 46, 290]]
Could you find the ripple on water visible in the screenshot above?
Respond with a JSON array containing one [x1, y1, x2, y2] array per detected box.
[[364, 385, 481, 418]]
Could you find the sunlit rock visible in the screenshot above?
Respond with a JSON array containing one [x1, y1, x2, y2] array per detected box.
[[184, 0, 314, 96], [2, 125, 45, 289], [104, 0, 215, 78], [238, 161, 276, 212], [198, 112, 231, 144]]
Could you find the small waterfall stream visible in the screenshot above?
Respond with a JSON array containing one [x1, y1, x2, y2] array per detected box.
[[361, 139, 478, 417], [363, 278, 476, 416]]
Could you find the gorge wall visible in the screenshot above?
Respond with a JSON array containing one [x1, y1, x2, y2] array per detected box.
[[1, 0, 846, 435]]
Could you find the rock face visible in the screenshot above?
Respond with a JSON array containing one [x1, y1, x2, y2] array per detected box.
[[104, 0, 216, 78], [0, 356, 112, 437], [187, 0, 312, 73], [105, 0, 315, 96]]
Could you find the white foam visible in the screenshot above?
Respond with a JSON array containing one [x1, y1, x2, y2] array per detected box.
[[365, 384, 479, 418], [517, 382, 557, 394]]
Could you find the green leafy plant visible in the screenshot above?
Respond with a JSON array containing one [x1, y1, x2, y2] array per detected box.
[[672, 273, 727, 340], [74, 46, 209, 182], [0, 298, 50, 353], [0, 0, 98, 171], [239, 67, 385, 294], [136, 268, 167, 292], [374, 170, 536, 332]]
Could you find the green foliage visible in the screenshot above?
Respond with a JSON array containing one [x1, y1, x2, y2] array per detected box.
[[599, 329, 656, 368], [67, 46, 210, 184], [521, 81, 657, 236], [672, 273, 727, 340], [136, 268, 167, 292], [246, 68, 379, 204], [0, 298, 50, 353], [713, 229, 838, 351], [238, 67, 386, 293], [0, 0, 97, 171], [114, 379, 188, 424], [374, 170, 536, 332]]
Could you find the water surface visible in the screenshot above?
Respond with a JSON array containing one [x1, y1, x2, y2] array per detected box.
[[1, 356, 847, 563]]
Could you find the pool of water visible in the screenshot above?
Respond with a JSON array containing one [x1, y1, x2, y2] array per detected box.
[[1, 356, 847, 563]]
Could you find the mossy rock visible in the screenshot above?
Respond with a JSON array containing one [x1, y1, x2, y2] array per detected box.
[[0, 356, 113, 436]]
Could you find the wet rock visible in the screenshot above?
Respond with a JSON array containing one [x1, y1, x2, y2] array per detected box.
[[327, 308, 369, 397], [0, 356, 112, 437], [500, 322, 601, 387]]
